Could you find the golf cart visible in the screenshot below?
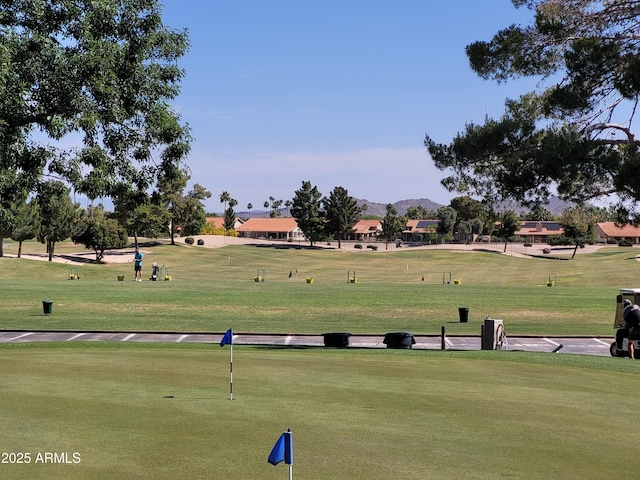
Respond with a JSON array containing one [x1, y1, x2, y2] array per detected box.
[[610, 288, 640, 358]]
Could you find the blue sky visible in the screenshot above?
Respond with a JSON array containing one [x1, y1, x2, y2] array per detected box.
[[161, 0, 538, 214]]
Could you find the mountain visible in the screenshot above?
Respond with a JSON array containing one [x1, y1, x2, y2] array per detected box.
[[355, 198, 443, 217], [232, 196, 574, 219]]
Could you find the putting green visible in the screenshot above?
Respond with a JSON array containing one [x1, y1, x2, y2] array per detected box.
[[0, 343, 638, 479]]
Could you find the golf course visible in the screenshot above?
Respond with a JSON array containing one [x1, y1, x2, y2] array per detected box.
[[1, 238, 639, 479]]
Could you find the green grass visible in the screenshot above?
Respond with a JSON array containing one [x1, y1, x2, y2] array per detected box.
[[1, 239, 638, 335], [2, 242, 638, 478], [0, 343, 638, 479]]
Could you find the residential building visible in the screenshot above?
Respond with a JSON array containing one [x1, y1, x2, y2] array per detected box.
[[513, 221, 564, 244], [351, 220, 382, 241], [595, 222, 640, 244], [402, 219, 439, 241], [205, 216, 244, 231], [236, 218, 304, 241]]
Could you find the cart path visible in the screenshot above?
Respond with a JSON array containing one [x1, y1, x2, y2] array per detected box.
[[0, 331, 614, 356]]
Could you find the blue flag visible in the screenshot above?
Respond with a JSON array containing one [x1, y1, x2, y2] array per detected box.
[[220, 329, 233, 347], [268, 430, 293, 466]]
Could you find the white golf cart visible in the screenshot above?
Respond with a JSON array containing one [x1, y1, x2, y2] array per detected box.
[[610, 288, 640, 358]]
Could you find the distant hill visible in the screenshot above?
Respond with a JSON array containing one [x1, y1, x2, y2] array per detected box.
[[232, 196, 574, 219], [355, 198, 443, 217], [233, 198, 444, 219]]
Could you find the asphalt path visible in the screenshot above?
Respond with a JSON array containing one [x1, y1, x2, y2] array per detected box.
[[0, 330, 616, 357]]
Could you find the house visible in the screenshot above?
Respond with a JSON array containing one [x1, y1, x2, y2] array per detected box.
[[351, 220, 382, 241], [236, 217, 304, 241], [514, 221, 564, 244], [205, 216, 244, 231], [595, 222, 640, 244], [402, 219, 439, 241]]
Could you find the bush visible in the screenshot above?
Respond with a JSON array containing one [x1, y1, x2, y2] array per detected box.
[[524, 243, 532, 247], [184, 237, 194, 245], [197, 239, 204, 246], [619, 240, 633, 247], [366, 244, 378, 251], [354, 244, 363, 249]]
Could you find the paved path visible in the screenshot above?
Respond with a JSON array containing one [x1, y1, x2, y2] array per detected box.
[[0, 331, 615, 357]]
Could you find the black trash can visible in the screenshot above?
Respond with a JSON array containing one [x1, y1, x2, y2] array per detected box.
[[458, 307, 469, 323], [323, 332, 352, 348], [42, 300, 53, 315], [383, 332, 415, 349]]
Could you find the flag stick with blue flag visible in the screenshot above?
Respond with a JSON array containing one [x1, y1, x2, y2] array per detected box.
[[268, 429, 293, 479], [219, 328, 233, 400]]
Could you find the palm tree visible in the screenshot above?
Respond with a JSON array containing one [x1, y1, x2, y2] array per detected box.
[[219, 191, 230, 213], [247, 203, 253, 216]]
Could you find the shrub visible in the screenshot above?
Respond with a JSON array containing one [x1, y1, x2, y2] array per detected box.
[[354, 244, 363, 249], [197, 239, 204, 246], [366, 244, 378, 251], [619, 240, 633, 247], [184, 237, 194, 245], [524, 243, 532, 247]]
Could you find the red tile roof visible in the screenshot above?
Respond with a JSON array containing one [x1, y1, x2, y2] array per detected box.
[[206, 217, 224, 228], [237, 217, 299, 233], [352, 220, 381, 235], [597, 222, 640, 237]]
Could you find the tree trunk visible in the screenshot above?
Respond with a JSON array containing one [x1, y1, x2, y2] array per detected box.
[[18, 240, 22, 258], [0, 236, 4, 257], [48, 239, 55, 261], [503, 240, 508, 253], [571, 244, 578, 259]]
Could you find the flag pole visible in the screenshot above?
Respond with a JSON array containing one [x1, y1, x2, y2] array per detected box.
[[229, 340, 233, 400], [220, 329, 233, 400]]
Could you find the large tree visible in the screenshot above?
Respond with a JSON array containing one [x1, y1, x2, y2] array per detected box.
[[436, 206, 457, 237], [9, 199, 40, 258], [558, 205, 604, 259], [290, 181, 324, 247], [72, 205, 128, 262], [323, 187, 361, 248], [0, 0, 191, 210], [224, 198, 238, 231], [36, 180, 80, 261], [380, 204, 406, 250], [112, 193, 171, 245], [425, 0, 640, 221], [497, 210, 522, 253]]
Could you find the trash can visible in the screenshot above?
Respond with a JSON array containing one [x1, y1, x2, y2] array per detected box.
[[458, 307, 469, 323], [383, 332, 415, 349], [323, 332, 351, 348], [42, 300, 53, 315]]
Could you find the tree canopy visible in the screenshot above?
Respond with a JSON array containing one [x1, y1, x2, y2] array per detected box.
[[0, 0, 191, 212], [290, 181, 324, 247], [323, 187, 361, 249], [380, 204, 406, 249], [425, 0, 640, 221]]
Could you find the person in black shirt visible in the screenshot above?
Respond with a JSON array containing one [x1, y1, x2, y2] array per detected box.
[[623, 300, 640, 358]]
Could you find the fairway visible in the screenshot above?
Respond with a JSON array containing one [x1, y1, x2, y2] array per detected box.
[[2, 239, 640, 478], [0, 343, 638, 479], [1, 239, 639, 335]]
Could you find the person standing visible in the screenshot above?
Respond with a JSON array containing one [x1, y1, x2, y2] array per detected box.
[[623, 299, 640, 358], [133, 248, 144, 281]]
